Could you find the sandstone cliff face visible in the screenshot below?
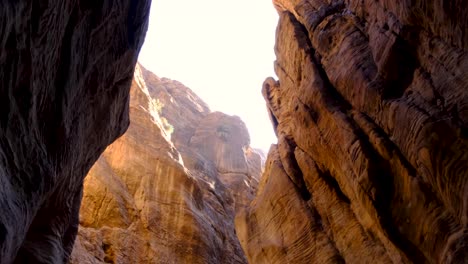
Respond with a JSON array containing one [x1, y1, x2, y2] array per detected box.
[[70, 64, 263, 263], [0, 1, 149, 263], [237, 0, 468, 263]]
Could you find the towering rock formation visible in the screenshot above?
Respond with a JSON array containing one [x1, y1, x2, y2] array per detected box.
[[70, 64, 263, 263], [237, 0, 468, 263], [0, 1, 150, 263]]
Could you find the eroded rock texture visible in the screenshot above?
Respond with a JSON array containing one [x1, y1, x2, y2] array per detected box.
[[236, 0, 468, 263], [0, 1, 150, 263], [70, 64, 263, 263]]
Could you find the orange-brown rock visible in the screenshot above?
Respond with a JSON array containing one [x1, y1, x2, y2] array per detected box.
[[237, 0, 468, 263], [0, 1, 149, 263], [70, 64, 263, 263]]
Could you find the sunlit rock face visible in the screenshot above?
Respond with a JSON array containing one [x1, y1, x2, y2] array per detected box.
[[70, 64, 263, 263], [0, 1, 150, 263], [236, 0, 468, 263]]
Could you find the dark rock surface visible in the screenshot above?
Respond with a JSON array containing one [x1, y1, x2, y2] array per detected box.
[[0, 1, 150, 263], [237, 0, 468, 263]]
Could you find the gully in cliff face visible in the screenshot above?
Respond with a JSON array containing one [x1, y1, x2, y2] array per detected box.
[[0, 1, 150, 263], [2, 0, 468, 263]]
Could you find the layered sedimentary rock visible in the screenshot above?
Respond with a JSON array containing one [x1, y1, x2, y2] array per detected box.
[[0, 1, 150, 263], [237, 0, 468, 263], [70, 64, 263, 263]]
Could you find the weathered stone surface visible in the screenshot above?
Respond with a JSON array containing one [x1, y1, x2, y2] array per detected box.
[[70, 64, 263, 263], [189, 112, 262, 212], [237, 1, 468, 263], [0, 1, 150, 263]]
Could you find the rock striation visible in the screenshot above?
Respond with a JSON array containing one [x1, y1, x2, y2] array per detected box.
[[70, 64, 263, 263], [0, 1, 150, 263], [236, 0, 468, 263]]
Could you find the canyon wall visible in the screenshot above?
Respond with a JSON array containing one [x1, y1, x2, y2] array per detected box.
[[236, 0, 468, 263], [0, 1, 150, 263], [70, 64, 263, 263]]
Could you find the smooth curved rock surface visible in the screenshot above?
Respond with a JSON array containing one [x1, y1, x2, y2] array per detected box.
[[0, 1, 150, 263], [70, 64, 263, 263], [237, 0, 468, 263]]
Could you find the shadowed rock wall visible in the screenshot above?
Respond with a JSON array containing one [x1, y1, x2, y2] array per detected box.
[[236, 0, 468, 263], [0, 1, 150, 263]]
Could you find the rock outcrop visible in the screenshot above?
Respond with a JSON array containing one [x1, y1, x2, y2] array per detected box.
[[0, 1, 150, 263], [237, 0, 468, 263], [70, 64, 263, 263]]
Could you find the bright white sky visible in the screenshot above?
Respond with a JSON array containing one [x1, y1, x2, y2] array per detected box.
[[138, 0, 279, 152]]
